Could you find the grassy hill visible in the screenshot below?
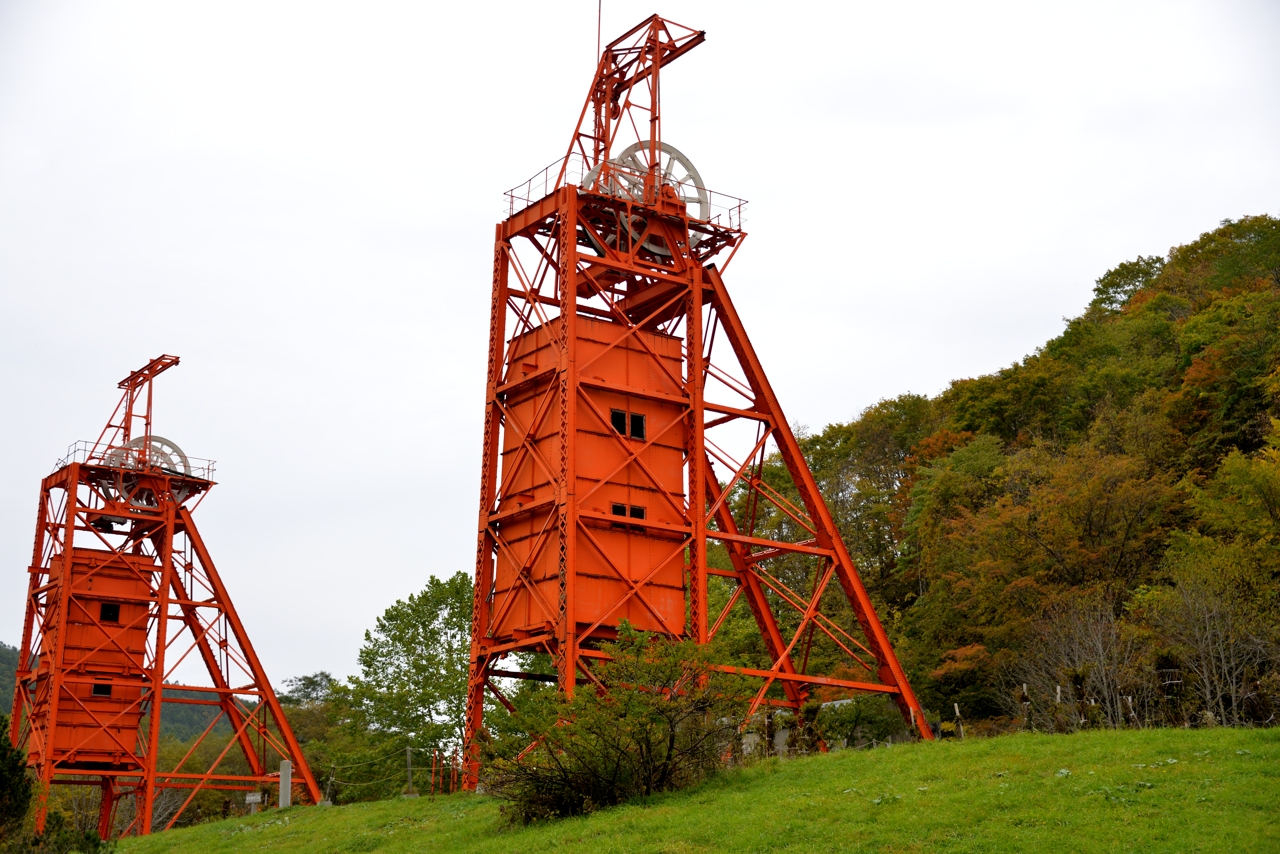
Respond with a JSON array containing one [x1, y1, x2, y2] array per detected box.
[[119, 727, 1277, 854]]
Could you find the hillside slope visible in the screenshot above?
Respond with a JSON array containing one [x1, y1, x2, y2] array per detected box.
[[720, 215, 1280, 726], [120, 728, 1278, 854]]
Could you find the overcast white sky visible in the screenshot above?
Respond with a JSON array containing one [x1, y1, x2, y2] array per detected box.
[[2, 1, 1278, 682]]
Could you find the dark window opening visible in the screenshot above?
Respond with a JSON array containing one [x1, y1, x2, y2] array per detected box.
[[629, 413, 646, 441], [610, 409, 627, 434], [629, 505, 646, 520], [610, 503, 627, 516], [99, 603, 120, 624], [92, 683, 112, 697]]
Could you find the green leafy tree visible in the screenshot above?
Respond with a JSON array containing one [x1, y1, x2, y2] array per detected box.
[[1190, 422, 1280, 547], [1091, 255, 1165, 311], [279, 671, 344, 746], [802, 394, 938, 585], [281, 672, 339, 707], [348, 572, 472, 751]]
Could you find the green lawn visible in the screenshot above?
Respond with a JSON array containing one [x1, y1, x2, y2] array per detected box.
[[119, 727, 1278, 853]]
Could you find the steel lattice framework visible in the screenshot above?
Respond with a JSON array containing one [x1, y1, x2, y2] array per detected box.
[[9, 356, 319, 837], [464, 15, 932, 785]]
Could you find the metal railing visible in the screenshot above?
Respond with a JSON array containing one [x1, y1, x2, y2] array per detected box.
[[503, 152, 747, 233], [55, 440, 217, 480]]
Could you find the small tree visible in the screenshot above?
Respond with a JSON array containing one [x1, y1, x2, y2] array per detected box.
[[1005, 593, 1154, 731], [1089, 255, 1164, 311], [1150, 534, 1276, 726], [481, 625, 749, 823], [279, 671, 343, 746]]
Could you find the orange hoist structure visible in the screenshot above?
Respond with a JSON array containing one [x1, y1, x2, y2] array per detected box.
[[465, 15, 932, 783], [8, 356, 319, 838]]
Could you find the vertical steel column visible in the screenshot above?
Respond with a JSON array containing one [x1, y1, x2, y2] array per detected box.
[[687, 267, 707, 643], [556, 186, 580, 697], [10, 480, 49, 735], [139, 499, 175, 834], [36, 467, 80, 832], [463, 227, 509, 788], [97, 777, 116, 839]]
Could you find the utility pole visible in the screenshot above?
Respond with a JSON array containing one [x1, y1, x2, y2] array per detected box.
[[404, 748, 418, 797]]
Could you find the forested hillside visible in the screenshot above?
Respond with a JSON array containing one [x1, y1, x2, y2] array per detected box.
[[717, 214, 1280, 728], [0, 642, 16, 713]]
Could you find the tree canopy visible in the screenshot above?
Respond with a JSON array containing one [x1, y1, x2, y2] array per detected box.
[[348, 571, 472, 749]]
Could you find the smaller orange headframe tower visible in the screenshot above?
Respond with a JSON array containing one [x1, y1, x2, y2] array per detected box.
[[464, 15, 931, 785], [9, 356, 318, 838]]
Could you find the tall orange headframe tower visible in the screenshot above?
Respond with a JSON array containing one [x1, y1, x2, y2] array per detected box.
[[9, 356, 319, 837], [464, 15, 931, 780]]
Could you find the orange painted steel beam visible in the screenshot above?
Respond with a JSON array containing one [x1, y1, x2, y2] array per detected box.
[[464, 14, 932, 788], [8, 359, 319, 839], [703, 265, 933, 727]]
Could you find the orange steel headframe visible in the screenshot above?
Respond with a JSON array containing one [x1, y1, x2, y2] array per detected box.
[[464, 14, 932, 785], [9, 356, 319, 838]]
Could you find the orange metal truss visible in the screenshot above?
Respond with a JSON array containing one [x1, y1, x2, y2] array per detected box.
[[8, 356, 319, 837], [464, 15, 932, 784]]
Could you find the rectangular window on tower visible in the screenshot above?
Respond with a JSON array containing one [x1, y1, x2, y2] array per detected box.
[[610, 409, 627, 434], [99, 602, 121, 624], [610, 502, 627, 530], [630, 413, 646, 441], [92, 683, 112, 697]]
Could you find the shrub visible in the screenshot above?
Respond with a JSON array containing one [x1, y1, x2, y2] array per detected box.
[[480, 625, 750, 823], [0, 808, 113, 854], [813, 695, 906, 747]]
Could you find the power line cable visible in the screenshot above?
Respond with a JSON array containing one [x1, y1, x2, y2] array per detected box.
[[328, 746, 410, 770], [330, 773, 405, 787]]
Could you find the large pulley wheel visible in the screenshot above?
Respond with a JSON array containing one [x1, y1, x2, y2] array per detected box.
[[102, 435, 192, 506], [582, 141, 710, 255]]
